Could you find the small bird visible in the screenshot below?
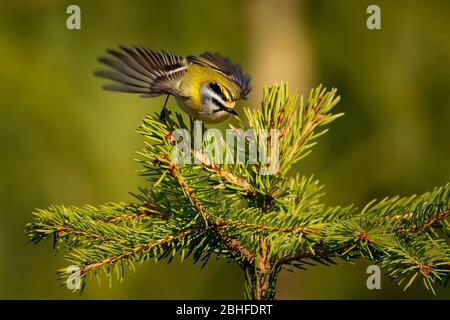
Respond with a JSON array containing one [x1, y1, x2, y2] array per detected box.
[[95, 46, 251, 123]]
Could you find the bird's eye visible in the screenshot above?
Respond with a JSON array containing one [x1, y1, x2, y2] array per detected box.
[[211, 98, 226, 112]]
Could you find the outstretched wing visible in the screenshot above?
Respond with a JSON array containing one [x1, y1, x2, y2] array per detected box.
[[95, 46, 189, 97], [187, 52, 251, 99]]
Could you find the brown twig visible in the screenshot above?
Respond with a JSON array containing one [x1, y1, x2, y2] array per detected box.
[[80, 228, 199, 275], [217, 231, 255, 263], [192, 148, 250, 192], [54, 225, 120, 242], [277, 247, 329, 266], [106, 203, 165, 223], [215, 217, 315, 235], [396, 209, 450, 233]]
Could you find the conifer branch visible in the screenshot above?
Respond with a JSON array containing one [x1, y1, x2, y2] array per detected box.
[[215, 217, 315, 235], [396, 208, 450, 233], [26, 83, 450, 298], [79, 228, 201, 276], [156, 152, 255, 264], [105, 203, 165, 223], [216, 230, 255, 264], [156, 154, 210, 221], [193, 149, 250, 193]]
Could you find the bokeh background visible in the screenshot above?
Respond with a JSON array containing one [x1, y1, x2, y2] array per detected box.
[[1, 0, 449, 299]]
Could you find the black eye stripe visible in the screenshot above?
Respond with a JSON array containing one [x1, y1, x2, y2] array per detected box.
[[209, 82, 228, 101], [211, 97, 228, 112]]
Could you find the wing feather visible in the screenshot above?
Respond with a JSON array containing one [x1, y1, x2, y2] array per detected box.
[[95, 46, 188, 97]]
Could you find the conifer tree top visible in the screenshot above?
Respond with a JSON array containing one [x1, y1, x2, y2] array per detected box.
[[26, 83, 450, 299]]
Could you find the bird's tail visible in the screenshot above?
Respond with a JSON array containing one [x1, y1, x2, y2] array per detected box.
[[95, 46, 188, 97]]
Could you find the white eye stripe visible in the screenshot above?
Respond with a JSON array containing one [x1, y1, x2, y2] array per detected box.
[[201, 87, 227, 105]]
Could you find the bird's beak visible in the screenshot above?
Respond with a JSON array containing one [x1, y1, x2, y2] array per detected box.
[[228, 108, 238, 116]]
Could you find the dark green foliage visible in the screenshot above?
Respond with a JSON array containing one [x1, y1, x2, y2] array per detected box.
[[26, 83, 450, 299]]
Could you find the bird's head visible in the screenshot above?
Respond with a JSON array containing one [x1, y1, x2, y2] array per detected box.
[[199, 81, 238, 123]]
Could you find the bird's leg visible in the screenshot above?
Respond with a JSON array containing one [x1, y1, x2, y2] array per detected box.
[[159, 95, 170, 121]]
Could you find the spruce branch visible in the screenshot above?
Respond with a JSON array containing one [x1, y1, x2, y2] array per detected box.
[[26, 83, 450, 299]]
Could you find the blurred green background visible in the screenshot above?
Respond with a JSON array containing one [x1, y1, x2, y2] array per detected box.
[[1, 0, 449, 299]]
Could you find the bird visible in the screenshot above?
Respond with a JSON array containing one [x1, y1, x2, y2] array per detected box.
[[95, 46, 251, 123]]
